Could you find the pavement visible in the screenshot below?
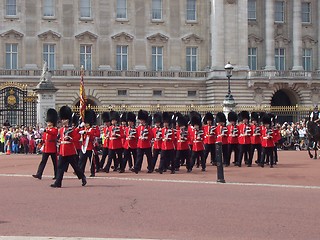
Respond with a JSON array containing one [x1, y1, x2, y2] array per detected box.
[[0, 151, 320, 240]]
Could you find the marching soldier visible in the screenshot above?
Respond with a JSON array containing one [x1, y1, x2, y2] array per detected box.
[[121, 112, 137, 172], [79, 109, 97, 177], [133, 110, 154, 173], [215, 112, 228, 166], [175, 114, 191, 172], [227, 111, 238, 167], [50, 106, 87, 188], [236, 111, 251, 167], [260, 113, 275, 168], [104, 110, 124, 173], [159, 112, 175, 174], [100, 112, 110, 170], [72, 114, 82, 165], [203, 112, 216, 166], [152, 112, 162, 171], [249, 112, 261, 166], [32, 108, 58, 180]]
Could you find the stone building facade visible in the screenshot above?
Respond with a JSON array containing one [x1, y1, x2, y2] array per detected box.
[[0, 0, 319, 110]]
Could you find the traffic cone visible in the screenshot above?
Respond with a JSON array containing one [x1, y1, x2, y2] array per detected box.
[[6, 147, 11, 155]]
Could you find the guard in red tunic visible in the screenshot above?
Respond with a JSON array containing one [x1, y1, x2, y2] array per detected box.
[[104, 110, 124, 173], [175, 114, 191, 172], [159, 112, 176, 174], [32, 108, 58, 180], [260, 114, 275, 168], [215, 112, 228, 166], [133, 110, 154, 173], [72, 114, 82, 165], [248, 112, 261, 166], [50, 106, 87, 188], [100, 112, 110, 170], [152, 112, 162, 171], [190, 113, 206, 172], [122, 112, 137, 172], [203, 112, 216, 166], [236, 111, 251, 167], [79, 109, 97, 177], [227, 111, 238, 167]]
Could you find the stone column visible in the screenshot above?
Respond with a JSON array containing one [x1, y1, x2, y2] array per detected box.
[[264, 0, 276, 70], [211, 0, 225, 70], [292, 0, 303, 70], [318, 2, 320, 70], [237, 1, 249, 70]]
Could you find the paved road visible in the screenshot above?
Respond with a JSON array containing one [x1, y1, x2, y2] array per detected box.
[[0, 151, 320, 240]]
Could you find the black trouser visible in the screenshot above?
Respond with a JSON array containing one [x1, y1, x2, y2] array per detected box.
[[221, 144, 228, 165], [35, 152, 57, 178], [237, 144, 250, 166], [249, 144, 262, 165], [191, 150, 206, 170], [79, 150, 94, 176], [227, 144, 238, 165], [273, 146, 278, 163], [134, 148, 153, 172], [175, 149, 191, 171], [105, 148, 123, 172], [261, 147, 274, 166], [54, 155, 85, 187], [0, 142, 4, 153], [122, 148, 137, 170], [152, 148, 161, 170], [100, 147, 109, 169], [92, 149, 101, 171], [159, 149, 175, 173], [204, 144, 216, 164]]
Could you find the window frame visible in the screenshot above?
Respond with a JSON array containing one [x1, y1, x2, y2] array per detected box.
[[186, 47, 198, 72], [248, 47, 257, 70], [43, 0, 55, 18], [116, 45, 128, 71], [151, 0, 163, 21], [151, 46, 163, 71], [302, 48, 312, 71], [301, 2, 311, 24], [186, 0, 197, 22], [80, 44, 92, 71], [43, 44, 56, 70], [5, 0, 17, 17], [275, 48, 286, 71], [5, 43, 18, 70], [275, 1, 285, 23], [248, 0, 256, 21], [116, 0, 127, 19], [79, 0, 92, 19]]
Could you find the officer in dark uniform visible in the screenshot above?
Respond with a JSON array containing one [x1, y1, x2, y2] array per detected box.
[[310, 105, 320, 123]]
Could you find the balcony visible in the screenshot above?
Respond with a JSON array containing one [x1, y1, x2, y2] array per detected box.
[[248, 70, 315, 79]]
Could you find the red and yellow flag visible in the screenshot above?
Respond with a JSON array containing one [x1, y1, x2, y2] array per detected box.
[[79, 66, 86, 121]]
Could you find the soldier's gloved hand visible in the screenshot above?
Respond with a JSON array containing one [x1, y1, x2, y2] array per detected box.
[[79, 122, 85, 128], [79, 130, 86, 135]]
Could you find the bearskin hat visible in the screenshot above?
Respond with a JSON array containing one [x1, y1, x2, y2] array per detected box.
[[72, 113, 80, 126], [177, 114, 188, 127], [239, 111, 250, 121], [101, 112, 110, 123], [46, 108, 58, 126], [153, 112, 162, 123], [216, 112, 226, 124], [251, 112, 259, 122], [203, 112, 214, 124], [59, 106, 72, 122], [84, 109, 96, 126], [191, 115, 202, 127], [147, 114, 153, 126], [126, 112, 136, 123], [228, 111, 238, 123], [162, 112, 171, 124], [268, 113, 277, 126], [138, 109, 148, 121], [262, 114, 272, 125], [109, 110, 120, 122]]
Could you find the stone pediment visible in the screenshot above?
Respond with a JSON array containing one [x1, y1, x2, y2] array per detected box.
[[38, 30, 61, 40], [75, 31, 98, 41], [147, 33, 169, 43], [302, 35, 318, 47], [111, 32, 134, 42], [0, 29, 24, 40], [181, 34, 203, 44], [248, 34, 263, 44], [275, 34, 291, 46]]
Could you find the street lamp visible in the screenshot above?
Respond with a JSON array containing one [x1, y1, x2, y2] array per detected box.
[[224, 62, 234, 101]]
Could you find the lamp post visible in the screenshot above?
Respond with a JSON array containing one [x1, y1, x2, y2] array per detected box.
[[222, 62, 236, 115]]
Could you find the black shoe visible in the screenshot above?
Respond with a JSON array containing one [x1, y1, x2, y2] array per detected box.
[[159, 170, 163, 174], [134, 169, 139, 174], [82, 176, 87, 186], [147, 170, 153, 173], [52, 177, 56, 180], [50, 183, 61, 188], [171, 171, 175, 174], [259, 164, 264, 168], [32, 174, 41, 180], [89, 174, 95, 177], [119, 169, 125, 173], [270, 165, 274, 168], [187, 169, 192, 173], [201, 168, 206, 172], [247, 164, 252, 167]]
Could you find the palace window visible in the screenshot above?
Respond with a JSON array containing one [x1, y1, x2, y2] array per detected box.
[[152, 46, 163, 71], [152, 0, 162, 20], [248, 0, 256, 20], [117, 0, 127, 19], [275, 1, 285, 23], [116, 45, 128, 71], [118, 90, 127, 96], [80, 0, 91, 18], [186, 0, 196, 21], [153, 90, 162, 96], [302, 2, 311, 24], [186, 47, 198, 71], [248, 48, 257, 70], [6, 43, 18, 69], [6, 0, 17, 16], [43, 0, 55, 17], [275, 48, 285, 71], [43, 44, 56, 70], [80, 45, 92, 70], [302, 48, 312, 71]]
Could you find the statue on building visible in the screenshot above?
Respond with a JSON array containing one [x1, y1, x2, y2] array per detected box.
[[40, 61, 52, 83]]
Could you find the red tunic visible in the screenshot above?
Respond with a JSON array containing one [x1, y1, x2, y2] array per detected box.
[[152, 126, 162, 150], [203, 124, 216, 144], [81, 127, 96, 151], [161, 127, 175, 150], [215, 125, 228, 145], [42, 127, 58, 153], [73, 127, 81, 150], [237, 123, 251, 145], [123, 126, 137, 149], [191, 128, 204, 152], [261, 126, 275, 147], [175, 128, 190, 150], [137, 125, 153, 149], [250, 124, 261, 144], [102, 126, 109, 148], [273, 128, 281, 143], [59, 127, 77, 156], [227, 124, 238, 144], [108, 125, 124, 150]]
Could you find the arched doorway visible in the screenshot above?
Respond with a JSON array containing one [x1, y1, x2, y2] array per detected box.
[[271, 89, 299, 124]]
